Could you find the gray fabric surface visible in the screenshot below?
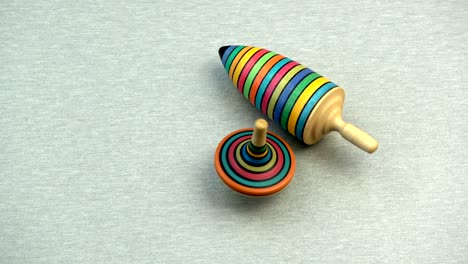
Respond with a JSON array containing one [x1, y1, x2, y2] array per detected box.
[[1, 1, 467, 263]]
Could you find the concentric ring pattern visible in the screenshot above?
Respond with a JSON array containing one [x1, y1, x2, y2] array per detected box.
[[215, 129, 295, 195], [219, 45, 340, 142]]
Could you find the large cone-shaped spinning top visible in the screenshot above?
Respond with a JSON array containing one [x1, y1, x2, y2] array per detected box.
[[219, 45, 378, 153], [214, 119, 296, 196]]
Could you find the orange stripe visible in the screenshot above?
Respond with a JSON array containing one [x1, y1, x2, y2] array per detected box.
[[248, 54, 284, 104]]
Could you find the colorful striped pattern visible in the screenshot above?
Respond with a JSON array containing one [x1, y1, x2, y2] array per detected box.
[[219, 45, 340, 141], [216, 129, 293, 189]]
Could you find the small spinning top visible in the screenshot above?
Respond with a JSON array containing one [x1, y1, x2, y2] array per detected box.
[[214, 119, 296, 196]]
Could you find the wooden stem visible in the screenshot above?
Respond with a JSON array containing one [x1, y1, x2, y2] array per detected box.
[[251, 119, 268, 147], [331, 116, 378, 153]]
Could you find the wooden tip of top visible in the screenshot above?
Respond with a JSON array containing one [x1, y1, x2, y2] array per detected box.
[[255, 119, 268, 130], [251, 119, 268, 147]]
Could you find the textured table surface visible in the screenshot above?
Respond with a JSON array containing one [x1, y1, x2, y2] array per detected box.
[[1, 1, 467, 263]]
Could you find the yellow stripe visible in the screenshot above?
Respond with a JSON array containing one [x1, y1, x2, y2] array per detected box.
[[266, 65, 305, 119], [231, 47, 261, 87], [246, 145, 268, 158], [287, 77, 329, 135], [236, 142, 277, 172], [228, 46, 252, 79]]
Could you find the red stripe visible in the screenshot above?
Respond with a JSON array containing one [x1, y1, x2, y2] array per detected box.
[[260, 61, 299, 114], [227, 135, 285, 181], [248, 55, 284, 104], [236, 49, 269, 93]]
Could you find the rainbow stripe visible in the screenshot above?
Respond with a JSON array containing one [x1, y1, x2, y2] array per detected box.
[[217, 130, 293, 188], [219, 45, 339, 141]]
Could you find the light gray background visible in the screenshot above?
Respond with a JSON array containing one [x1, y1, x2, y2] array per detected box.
[[1, 1, 467, 263]]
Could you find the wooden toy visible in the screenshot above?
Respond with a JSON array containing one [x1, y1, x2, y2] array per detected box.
[[218, 45, 378, 153], [214, 119, 296, 196]]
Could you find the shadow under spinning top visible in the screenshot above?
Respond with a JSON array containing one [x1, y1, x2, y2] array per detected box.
[[214, 119, 296, 196]]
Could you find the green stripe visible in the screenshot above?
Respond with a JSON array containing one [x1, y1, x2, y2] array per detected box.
[[280, 72, 321, 129], [242, 52, 276, 98], [248, 142, 267, 154], [224, 46, 244, 72]]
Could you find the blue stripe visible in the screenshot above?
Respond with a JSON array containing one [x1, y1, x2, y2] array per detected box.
[[272, 68, 314, 123], [296, 83, 338, 141], [221, 45, 236, 66], [241, 143, 272, 166], [254, 58, 292, 110]]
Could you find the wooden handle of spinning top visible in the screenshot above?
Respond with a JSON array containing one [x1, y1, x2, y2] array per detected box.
[[331, 116, 379, 153], [304, 88, 378, 153], [251, 119, 268, 147]]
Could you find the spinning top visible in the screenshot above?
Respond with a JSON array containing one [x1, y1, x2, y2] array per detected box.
[[218, 45, 379, 153], [214, 119, 296, 196]]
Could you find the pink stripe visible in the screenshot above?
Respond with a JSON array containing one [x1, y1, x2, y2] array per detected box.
[[227, 135, 284, 181], [260, 61, 299, 114], [237, 49, 269, 93]]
